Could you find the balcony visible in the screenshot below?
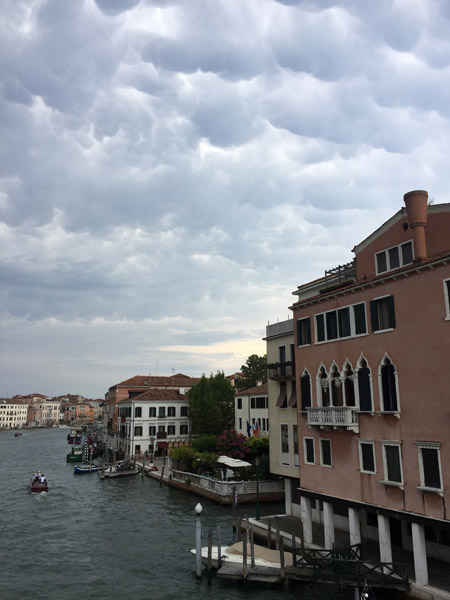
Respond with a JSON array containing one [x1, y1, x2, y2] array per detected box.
[[267, 361, 295, 381], [307, 406, 359, 432]]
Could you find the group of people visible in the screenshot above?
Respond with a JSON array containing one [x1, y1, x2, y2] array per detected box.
[[33, 471, 46, 483]]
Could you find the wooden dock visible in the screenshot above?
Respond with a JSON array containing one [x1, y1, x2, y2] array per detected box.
[[99, 468, 138, 479]]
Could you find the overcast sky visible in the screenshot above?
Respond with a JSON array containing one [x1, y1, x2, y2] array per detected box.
[[1, 0, 449, 398]]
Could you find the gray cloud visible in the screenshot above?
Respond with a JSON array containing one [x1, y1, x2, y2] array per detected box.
[[1, 0, 449, 396]]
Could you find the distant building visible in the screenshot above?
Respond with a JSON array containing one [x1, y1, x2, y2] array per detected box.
[[104, 374, 200, 440], [234, 383, 269, 438], [0, 399, 28, 429], [117, 388, 191, 458]]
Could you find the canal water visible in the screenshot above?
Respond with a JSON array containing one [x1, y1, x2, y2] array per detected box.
[[0, 429, 404, 600]]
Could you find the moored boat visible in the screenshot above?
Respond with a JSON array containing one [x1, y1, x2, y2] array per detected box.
[[74, 463, 99, 474], [67, 447, 83, 462], [190, 541, 294, 569], [30, 472, 48, 493]]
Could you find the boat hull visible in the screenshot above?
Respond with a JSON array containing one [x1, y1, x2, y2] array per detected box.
[[30, 477, 48, 493], [74, 464, 99, 474]]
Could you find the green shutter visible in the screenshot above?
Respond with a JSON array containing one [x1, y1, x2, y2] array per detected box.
[[370, 299, 379, 332], [387, 295, 396, 329]]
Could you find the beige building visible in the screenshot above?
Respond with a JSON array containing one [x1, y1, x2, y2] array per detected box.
[[0, 399, 28, 429], [265, 319, 300, 517]]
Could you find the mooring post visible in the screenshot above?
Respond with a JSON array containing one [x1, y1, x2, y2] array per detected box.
[[267, 518, 272, 548], [292, 532, 296, 565], [237, 518, 242, 542], [207, 529, 212, 586], [279, 537, 286, 583], [250, 528, 255, 568], [276, 519, 280, 550], [232, 486, 237, 532], [195, 503, 203, 580], [242, 531, 248, 579], [217, 525, 222, 569]]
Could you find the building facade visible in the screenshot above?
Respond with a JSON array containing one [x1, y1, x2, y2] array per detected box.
[[104, 373, 200, 436], [265, 319, 301, 518], [291, 191, 450, 587], [234, 383, 269, 438], [0, 400, 28, 429], [117, 388, 191, 457]]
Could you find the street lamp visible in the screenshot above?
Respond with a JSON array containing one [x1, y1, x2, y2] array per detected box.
[[195, 503, 203, 579]]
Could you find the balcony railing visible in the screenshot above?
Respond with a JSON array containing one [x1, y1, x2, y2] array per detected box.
[[307, 406, 359, 432], [267, 361, 295, 381]]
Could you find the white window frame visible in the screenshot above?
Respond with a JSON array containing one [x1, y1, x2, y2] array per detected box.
[[320, 438, 332, 467], [375, 240, 414, 275], [281, 423, 289, 466], [304, 437, 315, 465], [358, 439, 376, 474], [444, 278, 450, 320], [315, 302, 367, 345], [415, 441, 443, 494], [381, 441, 403, 488]]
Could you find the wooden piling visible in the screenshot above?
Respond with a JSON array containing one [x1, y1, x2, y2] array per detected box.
[[279, 537, 286, 584], [237, 518, 242, 542], [291, 532, 297, 565], [217, 525, 222, 569], [207, 529, 212, 586], [275, 519, 280, 550], [250, 528, 255, 568], [242, 531, 248, 579], [267, 518, 272, 548]]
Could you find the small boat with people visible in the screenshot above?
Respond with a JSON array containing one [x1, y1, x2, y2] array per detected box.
[[30, 471, 48, 493], [14, 432, 23, 437], [74, 463, 99, 474]]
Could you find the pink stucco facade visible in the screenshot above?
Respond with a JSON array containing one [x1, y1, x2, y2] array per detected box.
[[292, 192, 450, 564]]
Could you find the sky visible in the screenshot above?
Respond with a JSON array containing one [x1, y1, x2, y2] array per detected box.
[[1, 0, 450, 398]]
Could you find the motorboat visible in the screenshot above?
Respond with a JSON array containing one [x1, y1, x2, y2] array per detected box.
[[66, 447, 83, 462], [190, 540, 294, 569], [30, 473, 48, 493], [14, 432, 23, 437], [74, 463, 99, 474]]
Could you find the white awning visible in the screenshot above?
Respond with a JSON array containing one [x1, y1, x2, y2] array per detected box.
[[217, 455, 251, 468]]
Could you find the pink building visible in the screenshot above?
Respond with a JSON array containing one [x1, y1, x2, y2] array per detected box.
[[291, 191, 450, 589]]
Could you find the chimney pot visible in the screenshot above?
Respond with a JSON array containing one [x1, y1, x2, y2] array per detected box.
[[403, 190, 428, 261]]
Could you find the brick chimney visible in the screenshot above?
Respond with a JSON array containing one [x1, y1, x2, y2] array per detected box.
[[403, 190, 428, 262]]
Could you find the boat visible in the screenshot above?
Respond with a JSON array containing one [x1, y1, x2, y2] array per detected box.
[[30, 473, 48, 493], [67, 426, 83, 444], [14, 432, 23, 437], [190, 541, 294, 569], [67, 447, 83, 462], [74, 463, 99, 474]]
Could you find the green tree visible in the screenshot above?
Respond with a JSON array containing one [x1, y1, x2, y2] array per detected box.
[[188, 372, 235, 436], [192, 435, 218, 453], [236, 354, 267, 391]]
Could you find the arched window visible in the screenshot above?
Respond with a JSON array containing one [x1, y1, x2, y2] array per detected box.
[[318, 365, 330, 407], [380, 355, 399, 412], [357, 356, 373, 412], [330, 363, 343, 407], [343, 361, 356, 407], [300, 369, 312, 411]]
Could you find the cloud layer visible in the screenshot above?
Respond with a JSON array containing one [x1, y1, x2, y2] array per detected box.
[[1, 0, 449, 396]]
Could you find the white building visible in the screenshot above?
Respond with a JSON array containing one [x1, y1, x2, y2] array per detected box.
[[0, 400, 28, 429], [117, 388, 190, 458], [234, 383, 269, 438]]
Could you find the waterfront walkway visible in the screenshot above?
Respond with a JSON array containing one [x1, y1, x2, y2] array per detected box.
[[258, 515, 450, 600]]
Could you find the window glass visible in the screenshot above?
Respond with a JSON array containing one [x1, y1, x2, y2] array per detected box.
[[338, 307, 351, 337], [360, 442, 375, 472], [305, 438, 315, 464], [281, 424, 289, 453], [384, 445, 402, 483], [422, 448, 441, 489], [389, 246, 400, 269], [401, 241, 413, 265], [376, 252, 387, 273], [326, 311, 338, 340], [320, 439, 332, 466], [316, 314, 325, 342], [300, 372, 311, 411]]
